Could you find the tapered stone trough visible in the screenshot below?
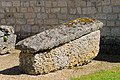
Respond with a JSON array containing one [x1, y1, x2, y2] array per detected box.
[[16, 18, 103, 75]]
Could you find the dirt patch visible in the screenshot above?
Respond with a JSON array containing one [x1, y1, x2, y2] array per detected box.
[[0, 50, 120, 80]]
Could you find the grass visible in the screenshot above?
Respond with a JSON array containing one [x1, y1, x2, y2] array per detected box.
[[71, 67, 120, 80]]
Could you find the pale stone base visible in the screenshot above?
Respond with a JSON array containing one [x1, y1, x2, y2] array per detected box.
[[19, 30, 100, 75]]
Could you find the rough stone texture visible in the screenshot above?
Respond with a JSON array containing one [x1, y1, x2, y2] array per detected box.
[[19, 30, 100, 75], [0, 25, 16, 55], [16, 18, 103, 74], [16, 18, 103, 53]]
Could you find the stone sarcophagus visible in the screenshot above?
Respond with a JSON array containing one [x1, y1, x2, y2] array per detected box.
[[16, 18, 103, 75], [0, 25, 16, 55]]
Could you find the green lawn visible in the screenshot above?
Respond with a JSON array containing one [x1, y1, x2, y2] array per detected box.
[[71, 67, 120, 80]]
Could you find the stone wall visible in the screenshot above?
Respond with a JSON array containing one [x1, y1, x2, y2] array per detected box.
[[0, 0, 120, 51]]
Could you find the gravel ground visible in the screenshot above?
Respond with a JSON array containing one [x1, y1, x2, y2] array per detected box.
[[0, 50, 120, 80]]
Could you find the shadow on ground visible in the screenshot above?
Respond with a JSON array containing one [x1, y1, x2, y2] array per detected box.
[[0, 66, 23, 75], [94, 53, 120, 63], [94, 43, 120, 63], [0, 54, 120, 75]]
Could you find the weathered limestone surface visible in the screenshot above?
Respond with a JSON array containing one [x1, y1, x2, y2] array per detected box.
[[19, 30, 100, 74], [17, 18, 103, 74], [0, 25, 16, 55], [16, 19, 103, 53]]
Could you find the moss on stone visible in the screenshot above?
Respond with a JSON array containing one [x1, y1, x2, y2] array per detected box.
[[64, 18, 96, 27], [3, 36, 8, 42]]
